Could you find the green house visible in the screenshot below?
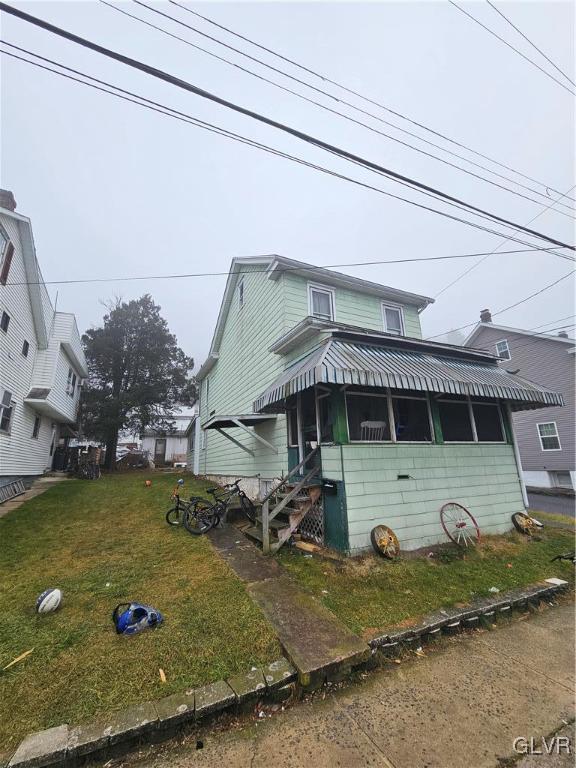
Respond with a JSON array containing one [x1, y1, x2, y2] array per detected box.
[[190, 256, 562, 555]]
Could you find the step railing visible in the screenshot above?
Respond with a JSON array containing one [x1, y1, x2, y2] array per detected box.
[[261, 448, 320, 554]]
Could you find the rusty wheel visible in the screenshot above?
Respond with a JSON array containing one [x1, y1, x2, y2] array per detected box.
[[511, 512, 538, 536], [440, 502, 480, 547], [371, 525, 400, 559]]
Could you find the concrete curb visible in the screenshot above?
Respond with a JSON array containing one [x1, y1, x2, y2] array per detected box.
[[5, 582, 571, 768], [367, 582, 570, 654]]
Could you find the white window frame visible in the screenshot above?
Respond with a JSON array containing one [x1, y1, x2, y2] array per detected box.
[[0, 310, 10, 333], [382, 303, 405, 336], [537, 421, 561, 452], [238, 277, 244, 309], [32, 415, 41, 439], [0, 389, 14, 434], [495, 339, 511, 360], [66, 367, 77, 397], [308, 282, 335, 321]]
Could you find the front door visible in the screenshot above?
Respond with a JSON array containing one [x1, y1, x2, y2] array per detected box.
[[154, 438, 167, 465]]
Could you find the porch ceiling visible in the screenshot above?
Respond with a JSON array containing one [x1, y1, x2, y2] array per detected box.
[[253, 338, 563, 413]]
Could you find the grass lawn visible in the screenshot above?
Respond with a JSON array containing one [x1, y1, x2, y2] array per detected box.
[[0, 473, 279, 755], [279, 521, 575, 638]]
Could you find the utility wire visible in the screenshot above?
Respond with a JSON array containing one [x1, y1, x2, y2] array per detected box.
[[427, 270, 575, 340], [434, 184, 576, 298], [485, 0, 575, 88], [1, 2, 573, 252], [529, 313, 576, 331], [169, 0, 574, 202], [4, 40, 574, 263], [99, 0, 576, 216], [449, 0, 575, 96]]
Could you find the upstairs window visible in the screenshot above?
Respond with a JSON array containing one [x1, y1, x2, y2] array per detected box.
[[538, 422, 561, 451], [66, 368, 77, 397], [308, 284, 335, 321], [495, 339, 511, 360], [238, 278, 244, 308], [0, 311, 10, 333], [22, 340, 30, 357], [0, 389, 13, 433], [382, 304, 404, 336], [0, 237, 13, 286], [32, 415, 41, 439]]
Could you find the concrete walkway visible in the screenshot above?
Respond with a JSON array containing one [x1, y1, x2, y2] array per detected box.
[[0, 475, 68, 519], [208, 526, 369, 684], [123, 603, 574, 768]]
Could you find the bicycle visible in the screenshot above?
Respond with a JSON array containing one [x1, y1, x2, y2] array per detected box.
[[165, 479, 216, 534], [184, 479, 256, 536], [76, 461, 101, 480]]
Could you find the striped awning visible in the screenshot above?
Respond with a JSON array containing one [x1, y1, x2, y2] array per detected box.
[[253, 339, 563, 413]]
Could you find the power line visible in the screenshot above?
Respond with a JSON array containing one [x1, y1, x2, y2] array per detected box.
[[434, 184, 576, 298], [427, 270, 575, 340], [99, 0, 576, 217], [1, 2, 573, 252], [485, 0, 575, 88], [168, 0, 575, 202], [6, 44, 573, 258], [530, 313, 576, 331], [449, 0, 575, 96]]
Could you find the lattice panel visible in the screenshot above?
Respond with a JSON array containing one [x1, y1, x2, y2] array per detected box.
[[298, 502, 324, 545]]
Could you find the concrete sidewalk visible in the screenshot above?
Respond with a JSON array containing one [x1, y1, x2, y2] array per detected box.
[[123, 602, 575, 768]]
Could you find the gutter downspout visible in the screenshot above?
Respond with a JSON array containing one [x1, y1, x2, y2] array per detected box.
[[506, 403, 528, 509]]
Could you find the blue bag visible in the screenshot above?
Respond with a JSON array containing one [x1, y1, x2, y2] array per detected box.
[[112, 602, 163, 635]]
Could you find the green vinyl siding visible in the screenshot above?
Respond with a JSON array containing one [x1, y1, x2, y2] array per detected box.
[[339, 443, 523, 553], [282, 273, 422, 338]]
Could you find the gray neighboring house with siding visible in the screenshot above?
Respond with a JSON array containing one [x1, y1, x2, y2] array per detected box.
[[464, 310, 575, 490]]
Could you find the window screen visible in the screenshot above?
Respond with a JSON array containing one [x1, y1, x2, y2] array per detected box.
[[318, 395, 334, 443], [538, 422, 560, 450], [438, 400, 474, 441], [310, 288, 334, 320], [0, 390, 13, 432], [383, 305, 403, 335], [346, 394, 390, 441], [473, 403, 504, 441], [392, 397, 432, 441]]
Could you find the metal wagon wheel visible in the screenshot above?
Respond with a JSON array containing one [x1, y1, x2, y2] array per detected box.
[[440, 502, 480, 547], [370, 525, 400, 559], [511, 512, 538, 536]]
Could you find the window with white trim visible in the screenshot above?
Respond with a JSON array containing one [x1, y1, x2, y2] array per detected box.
[[537, 422, 561, 451], [495, 339, 511, 360], [308, 284, 335, 321], [382, 304, 404, 336], [32, 416, 41, 439], [0, 389, 13, 433], [66, 368, 77, 397], [0, 311, 10, 333], [0, 227, 13, 286]]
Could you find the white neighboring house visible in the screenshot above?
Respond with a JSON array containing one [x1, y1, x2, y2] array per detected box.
[[141, 404, 198, 467], [0, 190, 88, 486]]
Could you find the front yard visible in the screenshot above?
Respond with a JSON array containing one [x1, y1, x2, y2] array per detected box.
[[0, 473, 279, 755], [279, 516, 575, 637]]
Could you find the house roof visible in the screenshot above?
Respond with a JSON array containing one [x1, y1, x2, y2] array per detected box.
[[197, 255, 435, 380], [0, 205, 50, 349], [253, 335, 563, 413], [464, 322, 576, 349]]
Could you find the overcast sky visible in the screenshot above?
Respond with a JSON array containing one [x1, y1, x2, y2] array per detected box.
[[2, 0, 574, 369]]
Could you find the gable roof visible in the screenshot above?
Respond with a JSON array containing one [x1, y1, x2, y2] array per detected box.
[[197, 255, 435, 380], [0, 205, 50, 349], [464, 321, 576, 349]]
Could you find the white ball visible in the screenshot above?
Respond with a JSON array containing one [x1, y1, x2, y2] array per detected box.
[[36, 588, 62, 614]]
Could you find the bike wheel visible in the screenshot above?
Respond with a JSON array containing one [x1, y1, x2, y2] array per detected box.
[[184, 501, 216, 535], [440, 502, 480, 547], [165, 507, 181, 526], [240, 494, 256, 523], [370, 525, 400, 559]]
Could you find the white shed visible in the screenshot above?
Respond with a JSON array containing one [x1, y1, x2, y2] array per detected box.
[[141, 404, 198, 467]]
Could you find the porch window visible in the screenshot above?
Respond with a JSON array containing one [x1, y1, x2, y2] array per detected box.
[[382, 304, 404, 336], [392, 396, 432, 442], [472, 403, 504, 442], [308, 284, 335, 321], [438, 400, 474, 442], [318, 393, 334, 443], [287, 406, 298, 447], [346, 393, 391, 441]]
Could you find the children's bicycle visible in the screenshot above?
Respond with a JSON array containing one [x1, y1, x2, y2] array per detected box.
[[165, 479, 218, 534], [183, 479, 256, 535]]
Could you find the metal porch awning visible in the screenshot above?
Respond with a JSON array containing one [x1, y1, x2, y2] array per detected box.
[[202, 413, 278, 456], [253, 339, 563, 413]]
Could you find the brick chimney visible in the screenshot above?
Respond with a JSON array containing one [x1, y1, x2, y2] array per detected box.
[[558, 331, 569, 338], [0, 189, 16, 211], [480, 308, 492, 323]]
